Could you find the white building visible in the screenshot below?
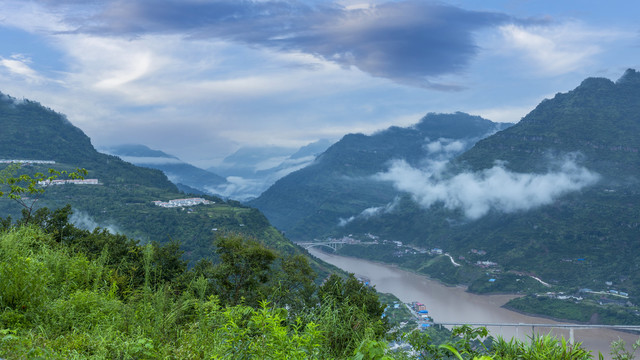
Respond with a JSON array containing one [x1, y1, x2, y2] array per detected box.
[[152, 197, 213, 208]]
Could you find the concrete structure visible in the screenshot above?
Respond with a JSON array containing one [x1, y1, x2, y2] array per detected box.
[[152, 197, 213, 208], [39, 179, 99, 186], [1, 159, 56, 164]]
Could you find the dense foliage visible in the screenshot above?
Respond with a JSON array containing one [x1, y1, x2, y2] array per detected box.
[[0, 194, 634, 359], [0, 215, 391, 359]]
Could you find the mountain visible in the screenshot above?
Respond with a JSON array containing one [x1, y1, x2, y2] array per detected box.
[[102, 144, 228, 195], [0, 95, 177, 190], [0, 92, 332, 274], [333, 69, 640, 302], [457, 69, 640, 179], [249, 112, 512, 240], [208, 139, 333, 200]]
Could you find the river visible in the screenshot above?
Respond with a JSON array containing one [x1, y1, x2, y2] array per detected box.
[[309, 248, 639, 359]]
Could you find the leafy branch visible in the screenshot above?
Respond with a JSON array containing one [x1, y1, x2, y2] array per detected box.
[[0, 164, 88, 223]]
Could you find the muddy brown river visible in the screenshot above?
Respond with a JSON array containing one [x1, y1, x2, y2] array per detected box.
[[309, 248, 639, 359]]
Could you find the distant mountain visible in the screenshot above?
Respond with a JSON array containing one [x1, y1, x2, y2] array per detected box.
[[335, 69, 640, 300], [249, 112, 512, 240], [208, 139, 333, 200], [209, 146, 297, 178], [102, 144, 228, 195], [103, 144, 179, 159]]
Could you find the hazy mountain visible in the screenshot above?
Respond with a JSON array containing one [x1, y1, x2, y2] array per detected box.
[[249, 112, 512, 240], [336, 69, 640, 298], [102, 144, 228, 195], [208, 139, 333, 201]]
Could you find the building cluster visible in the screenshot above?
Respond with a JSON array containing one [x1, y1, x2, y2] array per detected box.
[[411, 302, 428, 312], [410, 302, 432, 329], [1, 159, 56, 164], [476, 260, 498, 267], [152, 198, 213, 208], [39, 179, 99, 186]]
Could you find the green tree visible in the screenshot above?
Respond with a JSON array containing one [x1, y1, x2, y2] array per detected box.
[[315, 274, 390, 358], [0, 164, 87, 223], [267, 254, 317, 313], [212, 233, 278, 305]]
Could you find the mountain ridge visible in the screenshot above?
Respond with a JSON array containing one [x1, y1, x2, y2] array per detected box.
[[250, 112, 513, 240], [330, 69, 640, 308]]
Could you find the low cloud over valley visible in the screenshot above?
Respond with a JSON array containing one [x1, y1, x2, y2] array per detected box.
[[375, 154, 600, 220]]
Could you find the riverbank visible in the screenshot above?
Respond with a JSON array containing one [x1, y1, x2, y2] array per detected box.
[[308, 248, 639, 359], [333, 243, 640, 326]]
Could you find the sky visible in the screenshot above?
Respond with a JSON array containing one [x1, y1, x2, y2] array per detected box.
[[0, 0, 638, 168]]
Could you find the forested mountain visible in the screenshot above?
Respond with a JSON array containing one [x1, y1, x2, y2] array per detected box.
[[103, 144, 228, 196], [333, 69, 640, 305], [458, 68, 640, 179], [0, 95, 175, 190], [0, 92, 328, 271], [250, 112, 512, 240]]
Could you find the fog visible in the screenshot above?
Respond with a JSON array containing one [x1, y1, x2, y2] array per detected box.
[[376, 154, 600, 219], [70, 210, 121, 234], [339, 197, 401, 226]]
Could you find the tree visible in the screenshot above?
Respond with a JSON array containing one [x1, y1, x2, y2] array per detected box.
[[267, 254, 317, 314], [0, 164, 87, 223], [315, 274, 390, 358], [212, 233, 278, 305]]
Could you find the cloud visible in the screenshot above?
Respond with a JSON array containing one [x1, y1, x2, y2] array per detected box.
[[208, 176, 265, 201], [497, 22, 624, 75], [375, 154, 599, 220], [338, 197, 400, 226], [0, 55, 44, 83], [424, 138, 466, 156], [36, 0, 511, 88], [207, 154, 317, 200]]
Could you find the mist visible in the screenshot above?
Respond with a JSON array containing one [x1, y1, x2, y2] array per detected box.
[[375, 154, 600, 220], [70, 210, 121, 234], [339, 197, 401, 227]]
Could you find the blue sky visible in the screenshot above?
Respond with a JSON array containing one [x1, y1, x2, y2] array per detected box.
[[0, 0, 638, 167]]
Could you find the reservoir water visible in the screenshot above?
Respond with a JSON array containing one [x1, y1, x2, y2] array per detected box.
[[309, 248, 639, 359]]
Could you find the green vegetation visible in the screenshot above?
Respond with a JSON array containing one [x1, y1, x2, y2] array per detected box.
[[0, 215, 637, 359], [0, 219, 386, 359], [506, 296, 640, 325]]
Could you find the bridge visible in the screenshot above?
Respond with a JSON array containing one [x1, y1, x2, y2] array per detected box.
[[296, 240, 380, 252], [295, 240, 350, 252], [435, 322, 640, 345]]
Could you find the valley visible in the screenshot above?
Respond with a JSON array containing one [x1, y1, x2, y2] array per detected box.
[[250, 70, 640, 324], [1, 69, 640, 358]]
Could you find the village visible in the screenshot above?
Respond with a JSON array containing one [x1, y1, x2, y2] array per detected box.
[[152, 197, 214, 208]]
